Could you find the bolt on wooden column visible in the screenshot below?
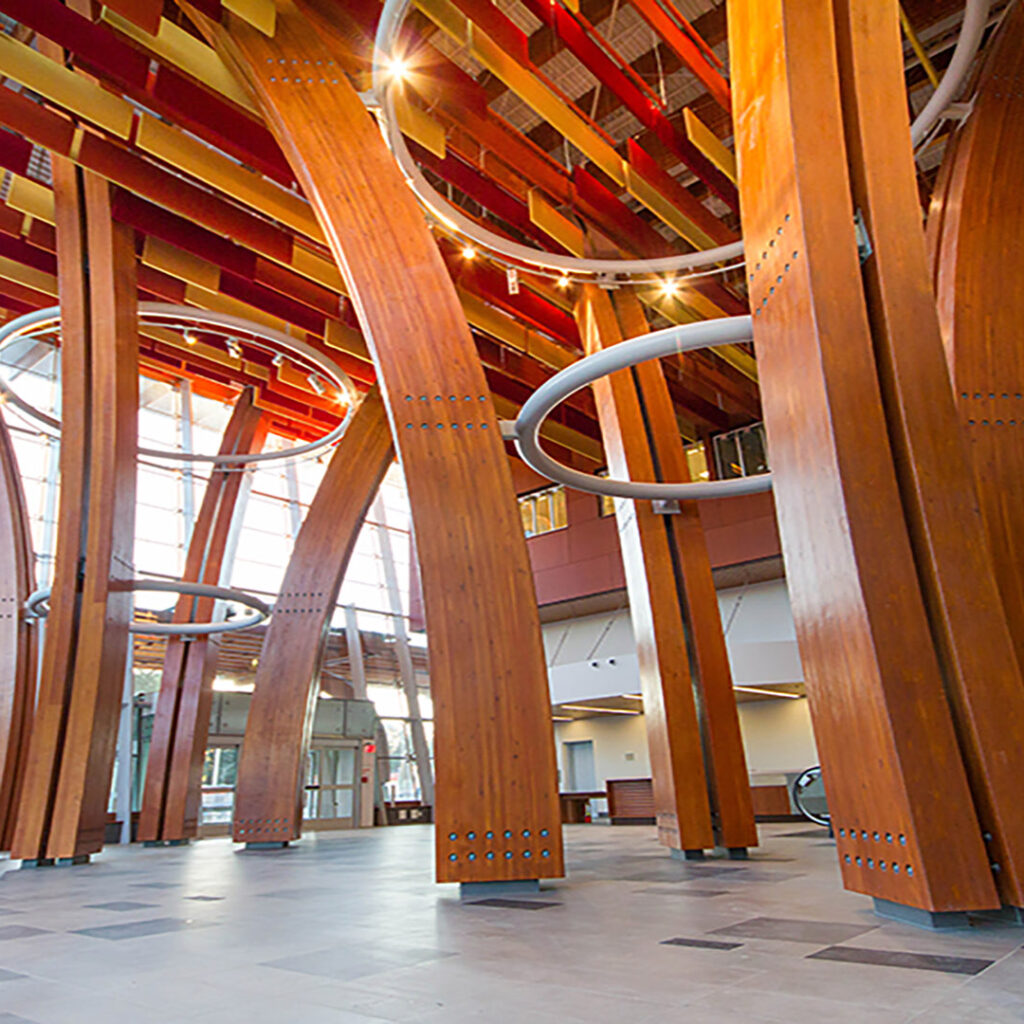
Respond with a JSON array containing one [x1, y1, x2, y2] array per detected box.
[[576, 285, 756, 855], [198, 0, 563, 882], [138, 388, 267, 844], [0, 416, 37, 850], [10, 164, 139, 863]]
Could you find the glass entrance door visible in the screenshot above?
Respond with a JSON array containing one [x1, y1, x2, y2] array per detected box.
[[303, 742, 358, 829], [200, 742, 240, 835]]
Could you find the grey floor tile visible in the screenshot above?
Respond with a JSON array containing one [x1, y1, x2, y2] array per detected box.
[[130, 882, 179, 889], [0, 926, 51, 941], [72, 917, 199, 941], [84, 901, 159, 911], [809, 945, 995, 975], [661, 936, 743, 951], [0, 1015, 39, 1023], [263, 945, 453, 982], [709, 916, 876, 944]]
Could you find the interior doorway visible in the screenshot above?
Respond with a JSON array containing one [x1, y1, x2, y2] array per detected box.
[[563, 739, 597, 792]]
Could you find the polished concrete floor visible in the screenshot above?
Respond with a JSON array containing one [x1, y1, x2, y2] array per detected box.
[[0, 823, 1021, 1023]]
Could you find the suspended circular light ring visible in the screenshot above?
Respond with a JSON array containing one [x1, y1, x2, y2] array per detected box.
[[373, 0, 989, 278], [0, 303, 358, 465], [510, 314, 772, 501], [25, 579, 272, 636]]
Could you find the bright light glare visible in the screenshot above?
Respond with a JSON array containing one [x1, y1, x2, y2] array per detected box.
[[556, 274, 571, 289], [386, 56, 410, 80], [660, 278, 679, 298], [461, 246, 477, 260]]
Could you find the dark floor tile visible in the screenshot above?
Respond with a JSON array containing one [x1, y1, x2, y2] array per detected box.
[[637, 887, 729, 898], [0, 1014, 38, 1023], [709, 916, 876, 944], [779, 829, 833, 839], [466, 898, 561, 910], [72, 917, 198, 941], [808, 945, 994, 975], [130, 882, 179, 889], [0, 968, 27, 981], [257, 887, 324, 899], [661, 937, 743, 951], [186, 895, 224, 902], [0, 926, 51, 941], [84, 901, 159, 912]]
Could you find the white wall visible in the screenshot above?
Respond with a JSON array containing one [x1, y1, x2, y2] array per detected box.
[[545, 578, 817, 792], [737, 698, 818, 785], [554, 714, 651, 814], [543, 609, 639, 704]]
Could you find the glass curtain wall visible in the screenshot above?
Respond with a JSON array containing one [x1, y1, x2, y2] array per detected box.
[[0, 348, 434, 802]]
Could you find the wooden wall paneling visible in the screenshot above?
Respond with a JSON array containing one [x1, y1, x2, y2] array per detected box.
[[926, 3, 1024, 909], [576, 284, 713, 853], [201, 2, 564, 883], [138, 388, 267, 842], [0, 416, 37, 850], [10, 157, 96, 862], [44, 174, 139, 860], [232, 388, 393, 845], [728, 0, 998, 912], [614, 291, 757, 851]]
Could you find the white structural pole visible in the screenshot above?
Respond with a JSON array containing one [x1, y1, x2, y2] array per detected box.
[[344, 605, 368, 700], [371, 495, 434, 807]]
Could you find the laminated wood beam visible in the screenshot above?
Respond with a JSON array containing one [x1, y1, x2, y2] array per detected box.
[[614, 290, 756, 850], [11, 166, 139, 862], [0, 416, 37, 851], [232, 389, 393, 844], [926, 2, 1024, 909], [575, 283, 712, 853], [138, 389, 267, 843], [729, 0, 998, 913], [202, 0, 564, 883]]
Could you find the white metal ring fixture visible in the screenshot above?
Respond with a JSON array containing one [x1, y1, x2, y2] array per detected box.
[[0, 303, 358, 465], [25, 579, 272, 636], [373, 0, 989, 277], [509, 314, 772, 501]]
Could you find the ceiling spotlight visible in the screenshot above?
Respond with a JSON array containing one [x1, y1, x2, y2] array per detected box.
[[386, 56, 410, 81], [271, 352, 285, 367], [308, 374, 325, 395], [660, 278, 680, 299], [556, 274, 571, 289], [226, 338, 243, 359], [184, 331, 198, 346], [461, 245, 477, 260]]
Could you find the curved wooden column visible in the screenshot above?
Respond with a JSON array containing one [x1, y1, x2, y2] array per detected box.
[[729, 0, 997, 913], [138, 389, 266, 842], [202, 3, 564, 884], [577, 286, 755, 854], [0, 416, 37, 850], [233, 388, 393, 845], [834, 0, 1024, 911], [9, 156, 91, 863], [616, 292, 757, 852], [11, 167, 139, 862]]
